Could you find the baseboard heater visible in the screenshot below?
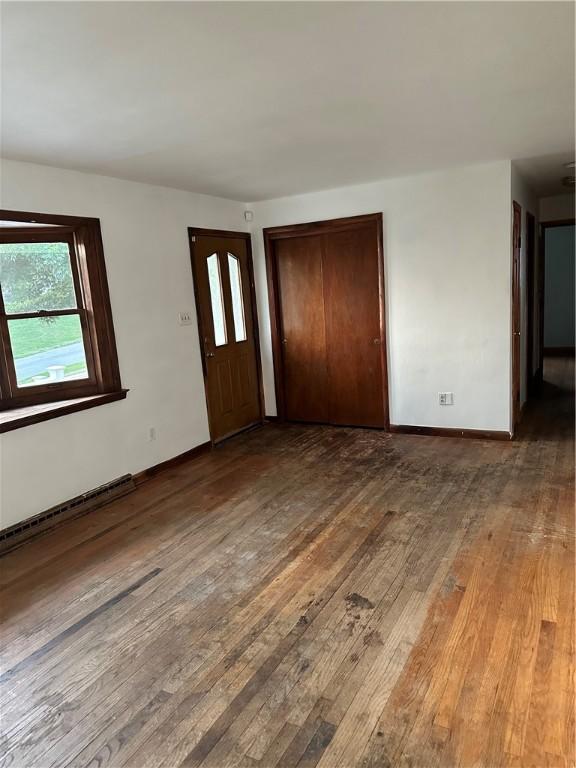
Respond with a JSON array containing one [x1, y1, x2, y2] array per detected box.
[[0, 474, 136, 556]]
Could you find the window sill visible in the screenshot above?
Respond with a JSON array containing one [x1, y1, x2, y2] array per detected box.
[[0, 390, 128, 434]]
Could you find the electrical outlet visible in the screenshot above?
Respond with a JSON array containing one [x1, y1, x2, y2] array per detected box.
[[178, 311, 193, 326], [439, 392, 454, 406]]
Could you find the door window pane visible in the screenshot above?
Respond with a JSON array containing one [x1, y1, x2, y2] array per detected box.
[[0, 241, 77, 313], [8, 315, 88, 387], [207, 253, 227, 346], [228, 253, 247, 342]]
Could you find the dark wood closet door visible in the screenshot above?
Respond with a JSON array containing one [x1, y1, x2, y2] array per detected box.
[[323, 225, 385, 427], [275, 235, 329, 422], [266, 213, 388, 430]]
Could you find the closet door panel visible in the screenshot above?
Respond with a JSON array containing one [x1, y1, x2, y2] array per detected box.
[[275, 235, 328, 422], [322, 225, 385, 427]]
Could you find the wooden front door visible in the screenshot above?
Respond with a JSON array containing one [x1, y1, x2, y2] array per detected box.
[[189, 229, 262, 442], [512, 201, 522, 429], [265, 214, 388, 429]]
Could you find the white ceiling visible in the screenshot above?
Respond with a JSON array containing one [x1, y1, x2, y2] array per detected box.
[[1, 2, 574, 202]]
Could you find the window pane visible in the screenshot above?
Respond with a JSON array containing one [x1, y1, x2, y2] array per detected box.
[[207, 253, 227, 347], [0, 241, 77, 313], [228, 253, 247, 342], [8, 315, 88, 387]]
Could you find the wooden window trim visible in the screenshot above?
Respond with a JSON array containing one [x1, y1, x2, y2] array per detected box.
[[0, 390, 128, 433], [0, 209, 124, 411]]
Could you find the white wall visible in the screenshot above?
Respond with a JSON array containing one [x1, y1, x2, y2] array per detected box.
[[1, 158, 516, 528], [539, 192, 575, 222], [249, 161, 513, 434], [0, 159, 246, 529], [511, 165, 539, 403]]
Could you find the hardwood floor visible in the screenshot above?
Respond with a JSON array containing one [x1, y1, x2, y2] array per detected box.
[[1, 357, 574, 768]]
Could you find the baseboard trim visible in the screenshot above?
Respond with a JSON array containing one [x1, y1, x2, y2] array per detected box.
[[544, 347, 575, 357], [132, 441, 212, 485], [0, 440, 213, 555], [389, 424, 512, 441], [0, 474, 135, 556], [264, 415, 279, 422]]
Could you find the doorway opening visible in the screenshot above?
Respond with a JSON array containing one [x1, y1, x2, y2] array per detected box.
[[522, 215, 575, 428], [540, 220, 575, 359]]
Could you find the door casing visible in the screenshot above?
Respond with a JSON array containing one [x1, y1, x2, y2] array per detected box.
[[525, 211, 536, 396], [511, 201, 522, 433]]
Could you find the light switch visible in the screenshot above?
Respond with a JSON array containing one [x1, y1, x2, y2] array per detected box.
[[179, 311, 193, 326]]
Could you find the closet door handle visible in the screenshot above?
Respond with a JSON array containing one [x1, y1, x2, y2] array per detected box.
[[372, 338, 381, 345]]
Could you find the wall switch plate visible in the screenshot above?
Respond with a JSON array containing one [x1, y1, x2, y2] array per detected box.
[[439, 392, 454, 405], [178, 311, 193, 326], [244, 210, 254, 222]]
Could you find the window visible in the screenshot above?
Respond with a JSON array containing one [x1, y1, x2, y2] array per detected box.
[[207, 253, 227, 347], [0, 211, 123, 411], [227, 253, 247, 342]]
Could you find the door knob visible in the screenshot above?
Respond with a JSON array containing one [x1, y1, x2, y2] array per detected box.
[[282, 339, 288, 345], [372, 338, 381, 345], [206, 351, 215, 358]]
